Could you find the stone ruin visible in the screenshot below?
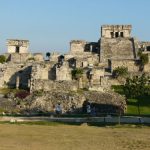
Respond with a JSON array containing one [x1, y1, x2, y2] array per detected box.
[[0, 24, 150, 91], [0, 24, 150, 114]]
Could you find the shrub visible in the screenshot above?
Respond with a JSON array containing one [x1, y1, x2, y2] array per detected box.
[[15, 91, 30, 99], [137, 49, 149, 71], [0, 55, 6, 64], [28, 57, 35, 61], [33, 89, 44, 96], [113, 66, 128, 78], [71, 68, 83, 80]]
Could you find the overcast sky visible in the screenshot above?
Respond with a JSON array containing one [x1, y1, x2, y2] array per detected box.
[[0, 0, 150, 54]]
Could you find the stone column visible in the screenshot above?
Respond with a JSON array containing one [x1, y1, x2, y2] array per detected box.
[[16, 76, 20, 89], [113, 32, 116, 38], [90, 45, 93, 52], [78, 77, 83, 89], [28, 79, 30, 89], [90, 78, 93, 88], [100, 76, 102, 86]]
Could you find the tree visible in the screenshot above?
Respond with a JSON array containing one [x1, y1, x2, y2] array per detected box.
[[113, 66, 128, 78], [46, 52, 51, 60], [123, 74, 149, 115], [71, 68, 83, 80], [124, 74, 148, 99], [138, 49, 149, 71], [0, 55, 6, 64]]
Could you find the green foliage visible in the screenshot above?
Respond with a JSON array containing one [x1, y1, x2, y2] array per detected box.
[[46, 52, 51, 59], [0, 55, 6, 64], [140, 54, 149, 65], [123, 74, 149, 99], [0, 88, 25, 95], [112, 84, 150, 115], [137, 49, 149, 71], [71, 68, 83, 80], [113, 66, 128, 78], [33, 89, 44, 96]]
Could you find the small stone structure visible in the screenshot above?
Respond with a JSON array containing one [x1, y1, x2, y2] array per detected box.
[[70, 40, 87, 54], [7, 39, 29, 53], [101, 25, 132, 38]]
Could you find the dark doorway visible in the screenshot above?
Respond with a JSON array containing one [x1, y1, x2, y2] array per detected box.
[[120, 32, 124, 37], [147, 46, 150, 51], [16, 46, 20, 53], [115, 32, 119, 38], [110, 32, 114, 38]]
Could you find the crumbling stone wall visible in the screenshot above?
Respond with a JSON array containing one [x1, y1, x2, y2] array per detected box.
[[70, 40, 87, 54], [31, 62, 56, 80], [0, 63, 31, 88], [56, 62, 72, 81], [30, 79, 78, 92], [6, 53, 32, 63]]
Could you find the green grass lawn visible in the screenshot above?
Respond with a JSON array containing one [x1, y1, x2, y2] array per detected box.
[[0, 88, 26, 95], [0, 123, 149, 150], [112, 85, 150, 116]]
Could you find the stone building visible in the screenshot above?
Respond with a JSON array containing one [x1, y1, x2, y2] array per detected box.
[[0, 24, 150, 92]]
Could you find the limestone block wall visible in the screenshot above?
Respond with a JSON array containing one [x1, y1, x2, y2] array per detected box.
[[75, 54, 99, 68], [110, 59, 139, 72], [56, 62, 72, 81], [92, 68, 105, 81], [8, 53, 32, 63], [70, 40, 87, 54], [31, 80, 78, 92], [0, 63, 31, 88], [31, 63, 55, 80], [100, 38, 135, 63]]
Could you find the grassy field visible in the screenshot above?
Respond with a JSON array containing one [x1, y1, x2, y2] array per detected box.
[[0, 123, 149, 150], [112, 85, 150, 115]]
